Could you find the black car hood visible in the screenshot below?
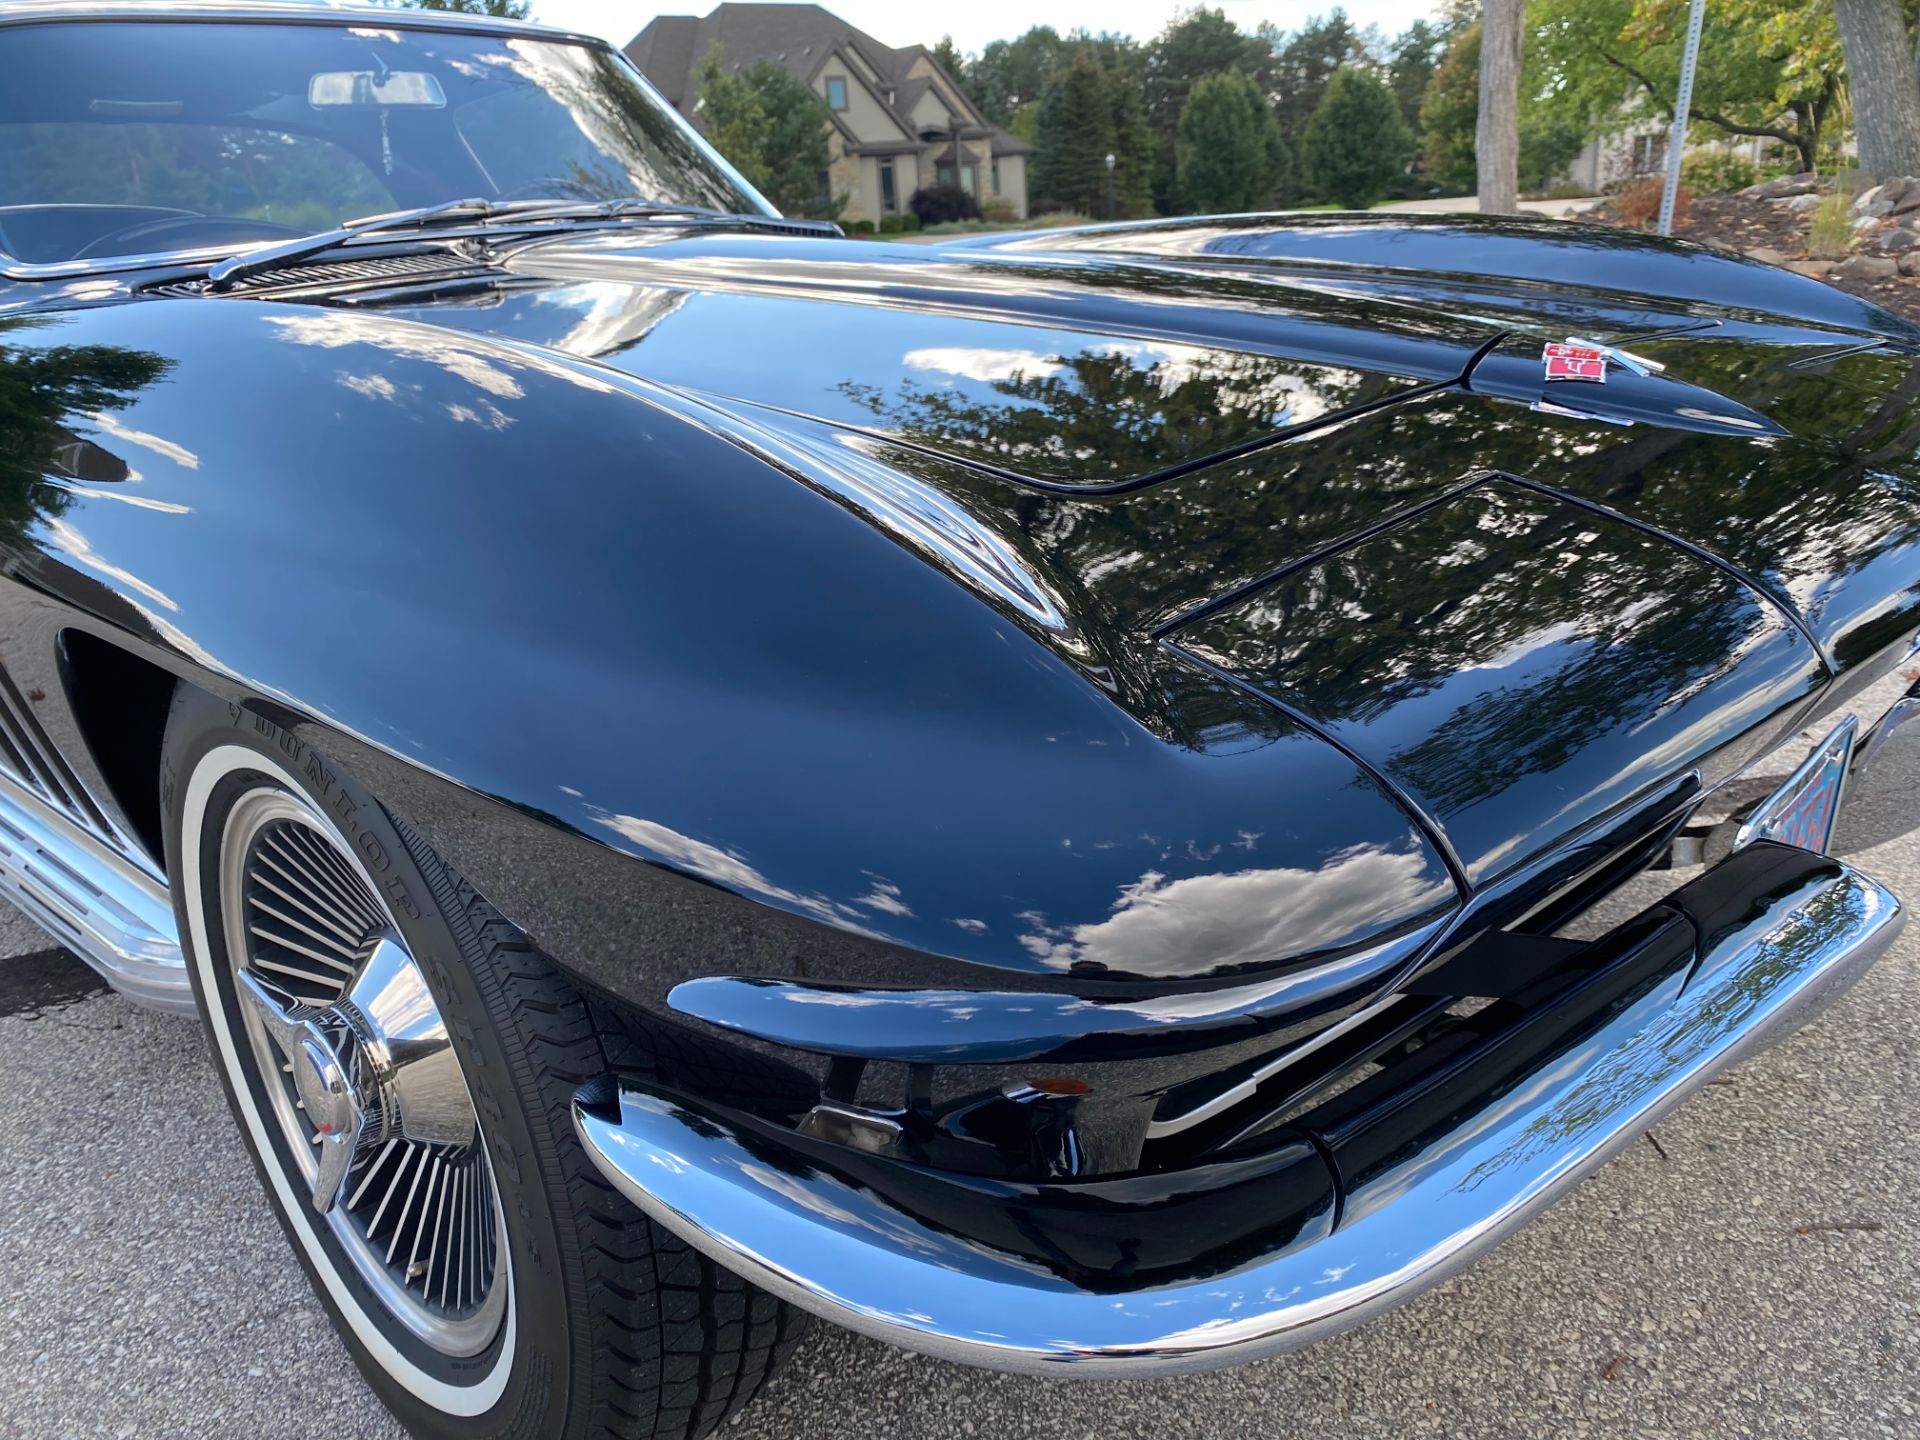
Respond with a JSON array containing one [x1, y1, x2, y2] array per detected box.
[[333, 219, 1919, 889], [477, 226, 1501, 488]]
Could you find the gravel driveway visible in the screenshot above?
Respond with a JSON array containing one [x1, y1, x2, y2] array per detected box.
[[4, 721, 1918, 1439]]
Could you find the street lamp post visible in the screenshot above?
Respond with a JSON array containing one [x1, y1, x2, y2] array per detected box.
[[1105, 151, 1116, 222]]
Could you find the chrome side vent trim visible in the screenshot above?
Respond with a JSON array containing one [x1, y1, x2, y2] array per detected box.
[[0, 768, 188, 1013], [0, 667, 112, 836]]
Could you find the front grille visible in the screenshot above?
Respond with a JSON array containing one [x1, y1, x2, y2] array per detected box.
[[143, 251, 495, 298]]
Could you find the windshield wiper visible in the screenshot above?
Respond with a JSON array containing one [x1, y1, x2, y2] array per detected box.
[[205, 197, 504, 291], [203, 195, 837, 291]]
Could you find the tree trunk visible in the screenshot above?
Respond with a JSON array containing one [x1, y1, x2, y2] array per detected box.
[[1476, 0, 1523, 214], [1836, 0, 1920, 179]]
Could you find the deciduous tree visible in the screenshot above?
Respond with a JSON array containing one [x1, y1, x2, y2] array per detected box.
[[1422, 24, 1586, 197], [692, 47, 839, 219], [968, 27, 1069, 127], [1834, 0, 1920, 178], [1476, 0, 1523, 214], [1531, 0, 1841, 176]]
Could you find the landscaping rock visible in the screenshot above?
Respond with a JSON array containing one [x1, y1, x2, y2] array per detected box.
[[1878, 176, 1919, 210], [1875, 228, 1920, 253], [1859, 200, 1896, 221], [1743, 172, 1819, 199], [1855, 184, 1885, 211], [1782, 192, 1823, 214], [1786, 259, 1834, 278], [1901, 251, 1920, 277], [1834, 254, 1900, 281], [1746, 246, 1788, 265]]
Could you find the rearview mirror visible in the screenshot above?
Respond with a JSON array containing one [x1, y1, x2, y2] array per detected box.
[[309, 71, 446, 109]]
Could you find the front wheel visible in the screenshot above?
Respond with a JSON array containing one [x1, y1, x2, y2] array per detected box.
[[160, 686, 805, 1438]]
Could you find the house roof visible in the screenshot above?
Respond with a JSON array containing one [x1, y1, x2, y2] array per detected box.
[[627, 3, 990, 147]]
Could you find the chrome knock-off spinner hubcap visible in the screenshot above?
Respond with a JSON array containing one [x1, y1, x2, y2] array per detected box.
[[220, 788, 505, 1357]]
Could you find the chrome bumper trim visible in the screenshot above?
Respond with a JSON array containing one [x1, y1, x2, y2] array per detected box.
[[0, 768, 190, 1014], [1835, 674, 1920, 856], [574, 856, 1903, 1376]]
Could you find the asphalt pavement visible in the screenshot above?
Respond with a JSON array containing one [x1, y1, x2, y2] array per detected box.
[[4, 703, 1920, 1439]]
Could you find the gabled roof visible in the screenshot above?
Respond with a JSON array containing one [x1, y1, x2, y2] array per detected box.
[[627, 3, 990, 148]]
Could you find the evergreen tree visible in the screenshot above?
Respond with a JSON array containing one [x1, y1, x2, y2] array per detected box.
[[1386, 18, 1455, 137], [1031, 48, 1116, 215], [1303, 66, 1413, 209], [929, 36, 968, 86], [1270, 11, 1364, 137], [1266, 121, 1301, 208], [1175, 69, 1278, 214], [1145, 9, 1274, 211], [1106, 63, 1157, 217]]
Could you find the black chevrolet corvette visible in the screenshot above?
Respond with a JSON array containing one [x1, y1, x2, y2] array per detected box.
[[3, 3, 1918, 1436]]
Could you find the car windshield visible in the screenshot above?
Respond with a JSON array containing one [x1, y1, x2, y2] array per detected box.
[[0, 18, 767, 266]]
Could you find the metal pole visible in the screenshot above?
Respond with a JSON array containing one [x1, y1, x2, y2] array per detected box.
[[1105, 152, 1116, 222], [1658, 0, 1707, 235]]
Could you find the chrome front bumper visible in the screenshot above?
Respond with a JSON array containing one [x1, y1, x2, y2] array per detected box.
[[574, 843, 1904, 1376]]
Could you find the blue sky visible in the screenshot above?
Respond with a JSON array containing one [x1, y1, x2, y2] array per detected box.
[[530, 1, 1445, 55]]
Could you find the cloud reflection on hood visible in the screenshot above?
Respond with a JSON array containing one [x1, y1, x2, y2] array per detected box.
[[1016, 842, 1454, 977]]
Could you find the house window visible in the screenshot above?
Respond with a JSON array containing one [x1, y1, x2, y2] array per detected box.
[[825, 76, 848, 111], [879, 160, 897, 213], [1632, 133, 1662, 173], [958, 164, 976, 195], [990, 158, 1000, 197]]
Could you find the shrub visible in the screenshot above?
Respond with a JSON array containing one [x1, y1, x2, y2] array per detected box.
[[981, 196, 1018, 223], [846, 218, 875, 234], [909, 183, 982, 226], [1614, 177, 1689, 229], [1681, 150, 1758, 196], [1807, 189, 1855, 258], [877, 214, 902, 233], [898, 211, 922, 231]]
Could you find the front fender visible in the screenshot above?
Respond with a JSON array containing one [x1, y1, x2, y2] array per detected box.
[[0, 298, 1458, 1008]]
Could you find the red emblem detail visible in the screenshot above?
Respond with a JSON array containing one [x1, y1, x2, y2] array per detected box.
[[1543, 342, 1608, 383]]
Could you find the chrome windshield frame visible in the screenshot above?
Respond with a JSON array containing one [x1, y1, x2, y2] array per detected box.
[[0, 1, 779, 282]]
